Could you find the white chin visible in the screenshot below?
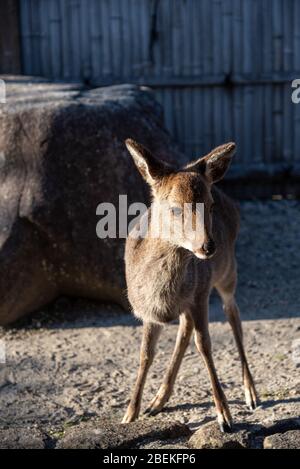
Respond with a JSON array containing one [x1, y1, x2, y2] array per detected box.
[[193, 252, 207, 260]]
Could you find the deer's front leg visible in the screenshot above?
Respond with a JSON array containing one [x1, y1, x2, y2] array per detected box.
[[191, 302, 233, 432], [122, 322, 162, 423], [145, 312, 194, 416]]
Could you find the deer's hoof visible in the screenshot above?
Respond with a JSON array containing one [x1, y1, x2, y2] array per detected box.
[[144, 407, 160, 417], [217, 404, 233, 433], [122, 408, 138, 424], [218, 420, 233, 433], [144, 389, 170, 417]]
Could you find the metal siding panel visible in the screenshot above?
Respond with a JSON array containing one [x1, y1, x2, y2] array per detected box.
[[294, 0, 300, 72], [30, 0, 41, 75], [212, 0, 222, 76], [222, 0, 231, 75], [162, 89, 172, 139], [262, 0, 273, 75], [120, 0, 131, 78], [191, 0, 201, 76], [273, 84, 283, 162], [253, 86, 263, 164], [243, 86, 253, 165], [242, 0, 253, 75], [171, 0, 182, 77], [283, 0, 293, 72], [17, 0, 299, 173], [128, 0, 138, 77], [202, 0, 212, 75], [196, 87, 205, 155], [264, 85, 274, 165], [79, 0, 92, 81], [39, 0, 50, 77], [60, 0, 71, 79], [19, 0, 33, 75], [213, 87, 222, 147], [158, 0, 172, 77], [49, 0, 63, 78], [110, 0, 122, 77], [149, 0, 161, 77], [253, 0, 263, 76], [232, 0, 242, 75], [182, 0, 192, 77], [139, 0, 150, 76], [90, 0, 102, 79], [273, 0, 284, 72], [70, 0, 82, 79], [102, 0, 113, 77], [233, 86, 244, 166]]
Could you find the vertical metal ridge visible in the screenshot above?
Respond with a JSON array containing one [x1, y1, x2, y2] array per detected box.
[[17, 0, 300, 169]]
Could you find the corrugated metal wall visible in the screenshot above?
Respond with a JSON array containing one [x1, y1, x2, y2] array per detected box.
[[19, 0, 300, 177]]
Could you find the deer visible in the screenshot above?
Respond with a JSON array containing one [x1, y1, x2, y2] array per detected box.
[[122, 138, 258, 432]]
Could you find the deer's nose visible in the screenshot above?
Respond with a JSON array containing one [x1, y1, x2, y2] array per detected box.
[[202, 239, 216, 257]]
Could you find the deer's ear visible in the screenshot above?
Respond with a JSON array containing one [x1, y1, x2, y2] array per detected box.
[[186, 142, 236, 183], [125, 139, 171, 185]]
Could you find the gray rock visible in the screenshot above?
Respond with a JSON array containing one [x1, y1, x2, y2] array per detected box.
[[188, 421, 256, 449], [263, 430, 300, 449], [0, 426, 45, 449], [262, 417, 300, 436], [0, 76, 183, 325], [56, 417, 191, 449]]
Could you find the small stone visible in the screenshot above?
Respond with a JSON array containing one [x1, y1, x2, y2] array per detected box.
[[263, 430, 300, 449], [188, 421, 255, 449]]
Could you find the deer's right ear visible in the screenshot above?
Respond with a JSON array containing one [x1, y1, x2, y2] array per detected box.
[[185, 142, 236, 183], [125, 139, 171, 185]]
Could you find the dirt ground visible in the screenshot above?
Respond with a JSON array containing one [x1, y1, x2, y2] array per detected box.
[[0, 200, 299, 442]]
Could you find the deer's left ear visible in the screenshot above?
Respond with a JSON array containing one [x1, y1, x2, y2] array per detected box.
[[186, 142, 236, 183], [125, 138, 172, 186]]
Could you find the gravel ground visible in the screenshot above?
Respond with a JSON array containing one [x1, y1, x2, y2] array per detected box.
[[0, 200, 299, 439]]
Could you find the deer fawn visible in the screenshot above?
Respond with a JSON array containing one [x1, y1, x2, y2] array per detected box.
[[122, 139, 258, 431]]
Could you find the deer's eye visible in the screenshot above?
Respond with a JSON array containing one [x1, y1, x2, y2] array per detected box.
[[170, 207, 183, 217]]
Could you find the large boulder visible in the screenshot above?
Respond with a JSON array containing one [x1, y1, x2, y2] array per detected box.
[[0, 76, 184, 325], [263, 430, 300, 449], [56, 417, 190, 449]]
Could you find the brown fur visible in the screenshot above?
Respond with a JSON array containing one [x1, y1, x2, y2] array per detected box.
[[122, 140, 258, 431]]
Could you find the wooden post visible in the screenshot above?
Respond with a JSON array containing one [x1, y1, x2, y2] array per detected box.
[[0, 0, 21, 74]]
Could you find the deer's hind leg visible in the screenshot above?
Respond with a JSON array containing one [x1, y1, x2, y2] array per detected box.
[[215, 263, 258, 410], [145, 312, 194, 416], [191, 298, 233, 432], [122, 322, 162, 423]]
